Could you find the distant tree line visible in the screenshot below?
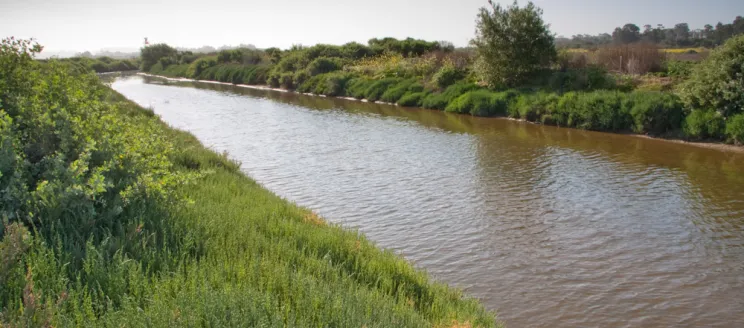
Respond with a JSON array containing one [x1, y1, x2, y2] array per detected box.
[[557, 16, 744, 48]]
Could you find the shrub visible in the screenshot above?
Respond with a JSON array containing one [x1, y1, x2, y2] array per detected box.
[[294, 70, 310, 86], [626, 91, 684, 134], [306, 57, 343, 76], [267, 72, 281, 87], [665, 60, 695, 79], [726, 114, 744, 144], [554, 91, 630, 131], [683, 110, 725, 139], [422, 82, 481, 110], [187, 56, 217, 78], [679, 35, 744, 118], [319, 73, 353, 96], [380, 79, 417, 103], [513, 92, 560, 121], [364, 78, 401, 101], [346, 78, 375, 99], [397, 92, 428, 107], [279, 73, 295, 89], [432, 64, 464, 89], [445, 90, 514, 116]]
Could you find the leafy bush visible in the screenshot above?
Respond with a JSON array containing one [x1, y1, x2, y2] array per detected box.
[[626, 91, 684, 134], [683, 110, 725, 139], [379, 79, 417, 103], [397, 92, 428, 107], [665, 60, 695, 79], [513, 92, 560, 121], [422, 82, 481, 110], [726, 114, 744, 144], [445, 90, 514, 116], [279, 72, 295, 89], [554, 91, 630, 131], [679, 35, 744, 118], [346, 78, 375, 99], [187, 56, 217, 78], [432, 64, 464, 89], [306, 57, 343, 76], [364, 78, 402, 101]]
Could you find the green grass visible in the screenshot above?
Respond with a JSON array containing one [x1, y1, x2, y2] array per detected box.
[[1, 38, 498, 327]]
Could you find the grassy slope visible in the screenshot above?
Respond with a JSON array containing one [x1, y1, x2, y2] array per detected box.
[[2, 87, 497, 327]]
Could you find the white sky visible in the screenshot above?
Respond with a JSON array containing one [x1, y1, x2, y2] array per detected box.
[[2, 0, 743, 54]]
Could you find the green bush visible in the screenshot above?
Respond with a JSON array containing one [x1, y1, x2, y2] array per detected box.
[[445, 90, 512, 116], [279, 72, 295, 89], [683, 110, 725, 139], [187, 56, 217, 78], [513, 92, 560, 121], [306, 57, 343, 76], [726, 114, 744, 144], [364, 78, 401, 101], [553, 91, 630, 131], [432, 65, 465, 89], [679, 35, 744, 118], [380, 79, 417, 103], [346, 78, 375, 99], [397, 92, 428, 107], [665, 60, 695, 79], [626, 91, 684, 134], [422, 82, 481, 110]]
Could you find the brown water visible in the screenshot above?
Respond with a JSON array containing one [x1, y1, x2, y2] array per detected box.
[[112, 75, 744, 327]]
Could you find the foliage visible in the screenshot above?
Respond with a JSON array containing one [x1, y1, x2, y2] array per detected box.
[[626, 91, 684, 134], [397, 92, 428, 107], [140, 43, 177, 71], [546, 66, 616, 92], [665, 60, 696, 78], [445, 90, 516, 117], [432, 61, 465, 89], [512, 92, 560, 121], [679, 34, 744, 118], [725, 113, 744, 144], [553, 91, 630, 131], [472, 1, 556, 87], [422, 82, 481, 110], [683, 109, 725, 139], [1, 38, 498, 327]]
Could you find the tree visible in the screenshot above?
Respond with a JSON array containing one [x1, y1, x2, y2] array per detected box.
[[674, 23, 691, 46], [471, 1, 556, 88], [140, 43, 176, 71], [679, 34, 744, 118], [612, 24, 641, 44]]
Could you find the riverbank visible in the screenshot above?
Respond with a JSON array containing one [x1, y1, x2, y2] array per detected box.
[[1, 43, 498, 327], [138, 72, 744, 154]]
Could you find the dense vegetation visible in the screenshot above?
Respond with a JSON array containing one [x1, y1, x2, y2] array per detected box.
[[46, 56, 139, 73], [140, 2, 744, 145], [0, 37, 497, 327]]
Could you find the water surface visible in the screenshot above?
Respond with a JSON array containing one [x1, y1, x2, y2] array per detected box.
[[112, 75, 744, 327]]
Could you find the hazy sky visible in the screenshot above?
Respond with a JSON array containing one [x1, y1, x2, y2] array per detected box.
[[2, 0, 743, 53]]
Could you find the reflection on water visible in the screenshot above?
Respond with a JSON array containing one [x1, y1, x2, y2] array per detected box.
[[112, 75, 744, 327]]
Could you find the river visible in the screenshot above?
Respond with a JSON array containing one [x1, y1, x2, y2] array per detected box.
[[112, 75, 744, 327]]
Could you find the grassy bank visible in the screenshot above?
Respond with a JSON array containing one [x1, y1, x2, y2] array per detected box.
[[1, 38, 497, 327]]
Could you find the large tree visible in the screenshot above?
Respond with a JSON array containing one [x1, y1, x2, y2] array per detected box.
[[471, 1, 556, 88]]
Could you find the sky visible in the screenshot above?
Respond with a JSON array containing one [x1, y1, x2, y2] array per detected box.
[[2, 0, 743, 55]]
